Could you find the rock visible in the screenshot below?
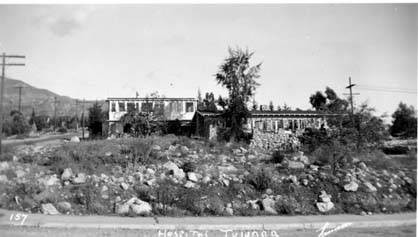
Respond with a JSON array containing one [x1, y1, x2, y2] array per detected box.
[[120, 182, 129, 190], [202, 176, 211, 184], [115, 203, 130, 215], [221, 178, 230, 186], [163, 161, 185, 180], [43, 175, 60, 186], [0, 162, 9, 171], [70, 136, 80, 142], [72, 173, 87, 184], [218, 165, 238, 173], [61, 168, 73, 181], [105, 151, 112, 157], [302, 179, 308, 186], [181, 146, 189, 153], [57, 201, 72, 212], [41, 203, 60, 215], [127, 197, 152, 216], [359, 162, 368, 170], [168, 145, 176, 152], [310, 165, 319, 171], [187, 172, 198, 182], [247, 200, 260, 210], [287, 161, 304, 169], [225, 206, 234, 215], [344, 181, 359, 192], [184, 181, 196, 189], [261, 197, 278, 214], [316, 202, 334, 213], [240, 147, 248, 153], [15, 169, 25, 178], [295, 151, 309, 165], [146, 168, 155, 175], [364, 182, 377, 192], [360, 211, 367, 216], [265, 188, 273, 195], [319, 190, 332, 203], [0, 175, 8, 183], [288, 175, 299, 185], [152, 145, 161, 151]]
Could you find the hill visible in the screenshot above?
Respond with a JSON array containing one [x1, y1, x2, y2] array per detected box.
[[1, 78, 106, 117]]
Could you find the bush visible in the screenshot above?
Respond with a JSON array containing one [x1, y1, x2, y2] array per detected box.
[[246, 168, 273, 192], [270, 150, 285, 163], [181, 161, 196, 173], [56, 127, 67, 133]]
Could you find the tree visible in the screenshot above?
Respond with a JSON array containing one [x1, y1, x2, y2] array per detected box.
[[215, 47, 261, 141], [2, 111, 31, 136], [282, 103, 291, 111], [252, 98, 258, 111], [269, 101, 274, 111], [390, 102, 417, 138], [309, 91, 327, 111], [87, 102, 105, 138]]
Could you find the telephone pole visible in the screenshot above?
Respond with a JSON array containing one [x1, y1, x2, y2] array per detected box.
[[344, 77, 359, 125], [0, 53, 25, 154]]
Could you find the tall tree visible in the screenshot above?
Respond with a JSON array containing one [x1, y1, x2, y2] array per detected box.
[[309, 91, 327, 111], [215, 47, 261, 141], [390, 102, 417, 138], [87, 102, 105, 138], [269, 101, 274, 111]]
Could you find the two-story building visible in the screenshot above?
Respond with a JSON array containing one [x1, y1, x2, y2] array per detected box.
[[106, 97, 197, 135]]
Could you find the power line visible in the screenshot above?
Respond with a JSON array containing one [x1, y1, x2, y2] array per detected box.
[[356, 87, 417, 94], [0, 53, 25, 155]]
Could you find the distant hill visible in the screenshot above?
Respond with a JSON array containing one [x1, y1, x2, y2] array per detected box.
[[2, 78, 106, 118]]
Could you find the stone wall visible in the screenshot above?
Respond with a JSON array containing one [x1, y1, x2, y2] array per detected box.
[[250, 129, 300, 151]]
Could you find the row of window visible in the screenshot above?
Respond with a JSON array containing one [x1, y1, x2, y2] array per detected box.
[[110, 101, 195, 113], [254, 118, 322, 131]]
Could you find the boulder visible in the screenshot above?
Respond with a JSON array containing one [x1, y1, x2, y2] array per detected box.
[[247, 200, 260, 210], [115, 203, 130, 215], [61, 168, 73, 181], [72, 173, 87, 184], [344, 181, 359, 192], [0, 175, 8, 183], [0, 162, 9, 171], [152, 145, 161, 151], [319, 190, 332, 203], [187, 172, 198, 182], [41, 203, 60, 215], [359, 162, 368, 170], [202, 176, 211, 184], [57, 201, 72, 212], [224, 206, 234, 216], [70, 136, 80, 143], [163, 161, 185, 180], [105, 151, 112, 157], [287, 161, 304, 169], [261, 197, 278, 214], [364, 182, 377, 192], [180, 146, 189, 153], [184, 181, 197, 189], [15, 169, 26, 178], [127, 198, 152, 216], [316, 202, 334, 213], [43, 175, 60, 186], [120, 182, 129, 190]]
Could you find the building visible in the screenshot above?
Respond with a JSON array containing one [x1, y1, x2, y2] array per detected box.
[[192, 109, 339, 150], [106, 97, 197, 135]]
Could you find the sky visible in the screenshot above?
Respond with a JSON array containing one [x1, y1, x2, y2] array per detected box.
[[0, 4, 416, 119]]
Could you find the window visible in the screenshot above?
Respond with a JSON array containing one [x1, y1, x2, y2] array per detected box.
[[186, 102, 194, 112], [127, 102, 135, 112], [118, 102, 125, 112], [154, 103, 165, 117], [141, 102, 153, 112], [111, 102, 116, 112]]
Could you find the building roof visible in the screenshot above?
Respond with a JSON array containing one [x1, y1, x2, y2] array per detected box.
[[106, 97, 197, 102], [196, 110, 343, 118]]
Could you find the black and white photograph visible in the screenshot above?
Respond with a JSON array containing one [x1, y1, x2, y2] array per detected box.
[[0, 2, 416, 237]]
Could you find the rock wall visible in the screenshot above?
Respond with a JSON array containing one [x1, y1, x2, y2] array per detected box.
[[250, 129, 300, 151]]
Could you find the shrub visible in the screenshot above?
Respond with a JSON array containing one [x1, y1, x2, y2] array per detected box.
[[56, 127, 67, 133], [246, 168, 273, 192], [181, 161, 196, 173], [270, 149, 285, 163]]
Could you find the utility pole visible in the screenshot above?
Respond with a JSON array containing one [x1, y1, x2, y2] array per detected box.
[[14, 85, 24, 112], [53, 96, 59, 131], [0, 53, 25, 155], [344, 77, 359, 125]]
